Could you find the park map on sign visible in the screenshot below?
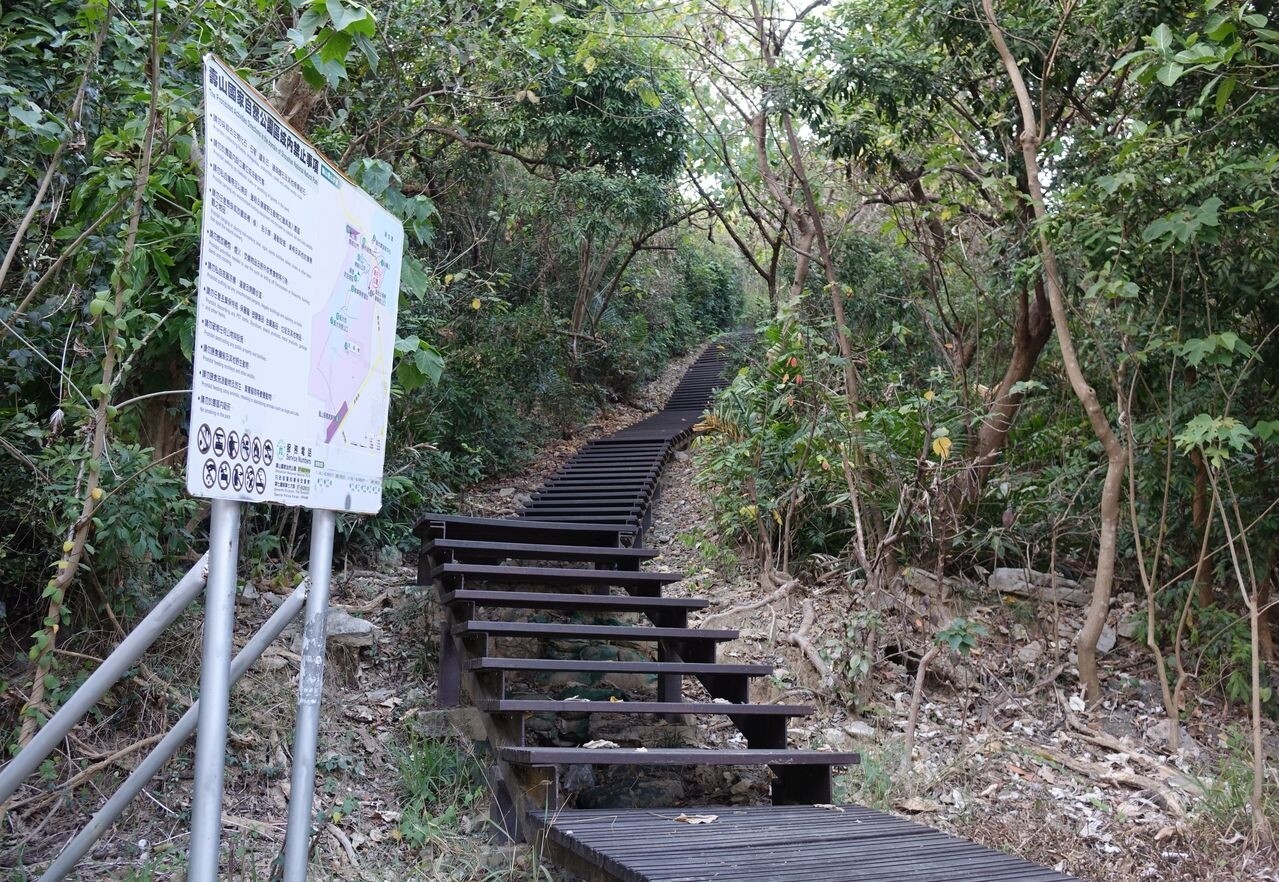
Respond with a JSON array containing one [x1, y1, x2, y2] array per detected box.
[[308, 205, 398, 453]]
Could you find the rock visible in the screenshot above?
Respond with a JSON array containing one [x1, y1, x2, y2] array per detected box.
[[562, 764, 596, 792], [822, 727, 851, 750], [1147, 720, 1203, 759], [1018, 641, 1044, 665], [1096, 623, 1117, 654], [988, 567, 1089, 606], [238, 583, 260, 605], [498, 487, 515, 497], [412, 707, 488, 741], [843, 721, 876, 740], [325, 608, 378, 647], [577, 776, 685, 809], [674, 451, 691, 462]]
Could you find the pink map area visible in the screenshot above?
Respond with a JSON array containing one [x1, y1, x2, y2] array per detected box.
[[309, 231, 376, 442]]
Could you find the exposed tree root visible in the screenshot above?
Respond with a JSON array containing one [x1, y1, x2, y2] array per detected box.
[[782, 598, 832, 687]]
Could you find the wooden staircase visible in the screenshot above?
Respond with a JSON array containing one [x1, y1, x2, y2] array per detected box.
[[412, 341, 858, 840]]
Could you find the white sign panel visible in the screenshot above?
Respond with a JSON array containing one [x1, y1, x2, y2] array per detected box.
[[186, 55, 402, 514]]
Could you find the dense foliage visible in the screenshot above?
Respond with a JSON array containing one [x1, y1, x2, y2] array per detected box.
[[0, 0, 740, 740]]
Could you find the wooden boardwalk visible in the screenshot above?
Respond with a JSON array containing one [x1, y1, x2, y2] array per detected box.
[[414, 336, 1082, 881], [532, 805, 1081, 882]]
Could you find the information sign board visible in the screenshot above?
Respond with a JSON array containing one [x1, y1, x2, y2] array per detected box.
[[186, 55, 402, 513]]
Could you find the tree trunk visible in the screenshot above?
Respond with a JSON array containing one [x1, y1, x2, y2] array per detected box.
[[1191, 447, 1213, 606], [982, 0, 1126, 703], [949, 278, 1053, 516]]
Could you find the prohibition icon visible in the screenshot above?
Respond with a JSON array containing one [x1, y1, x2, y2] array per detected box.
[[196, 423, 212, 454]]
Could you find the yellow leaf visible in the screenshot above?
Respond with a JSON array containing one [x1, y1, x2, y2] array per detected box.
[[583, 56, 597, 74], [923, 390, 935, 402], [91, 487, 104, 500], [62, 540, 73, 553], [471, 298, 482, 310], [932, 436, 952, 460]]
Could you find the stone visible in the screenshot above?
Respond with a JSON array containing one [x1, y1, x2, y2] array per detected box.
[[1097, 623, 1117, 654], [988, 567, 1089, 605], [843, 721, 876, 740], [674, 451, 691, 462], [1018, 641, 1045, 665], [577, 776, 685, 809], [1147, 719, 1203, 759], [412, 707, 488, 741], [325, 608, 379, 647], [822, 727, 851, 750], [238, 583, 260, 605], [498, 487, 515, 497]]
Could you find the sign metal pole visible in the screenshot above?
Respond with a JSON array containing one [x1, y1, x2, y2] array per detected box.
[[187, 498, 242, 882], [282, 508, 337, 882]]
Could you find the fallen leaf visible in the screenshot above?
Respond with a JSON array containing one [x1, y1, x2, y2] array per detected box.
[[814, 804, 845, 812], [673, 813, 717, 824], [583, 739, 620, 749]]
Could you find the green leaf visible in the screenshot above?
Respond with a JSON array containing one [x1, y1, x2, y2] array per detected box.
[[9, 104, 42, 128], [1156, 61, 1184, 86], [1150, 23, 1174, 53], [1216, 76, 1237, 113], [325, 0, 368, 33], [400, 256, 428, 298]]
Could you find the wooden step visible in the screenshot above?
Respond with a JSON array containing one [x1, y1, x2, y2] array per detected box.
[[501, 747, 860, 767], [454, 620, 737, 643], [432, 563, 682, 589], [424, 539, 658, 564], [466, 657, 772, 676], [513, 513, 640, 524], [521, 501, 643, 512], [414, 513, 631, 546], [531, 491, 654, 500], [477, 699, 811, 717], [440, 590, 707, 614]]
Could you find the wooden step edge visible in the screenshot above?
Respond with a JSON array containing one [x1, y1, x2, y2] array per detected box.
[[422, 539, 659, 559], [500, 747, 861, 766], [453, 621, 739, 640], [440, 590, 710, 610], [413, 513, 634, 541], [477, 699, 812, 716], [433, 563, 684, 582], [464, 657, 773, 676]]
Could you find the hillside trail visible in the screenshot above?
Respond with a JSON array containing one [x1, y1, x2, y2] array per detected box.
[[16, 343, 1275, 881]]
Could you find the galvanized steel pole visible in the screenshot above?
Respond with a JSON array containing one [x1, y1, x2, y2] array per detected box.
[[39, 578, 308, 882], [187, 499, 241, 882], [0, 554, 209, 806], [281, 509, 337, 882]]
